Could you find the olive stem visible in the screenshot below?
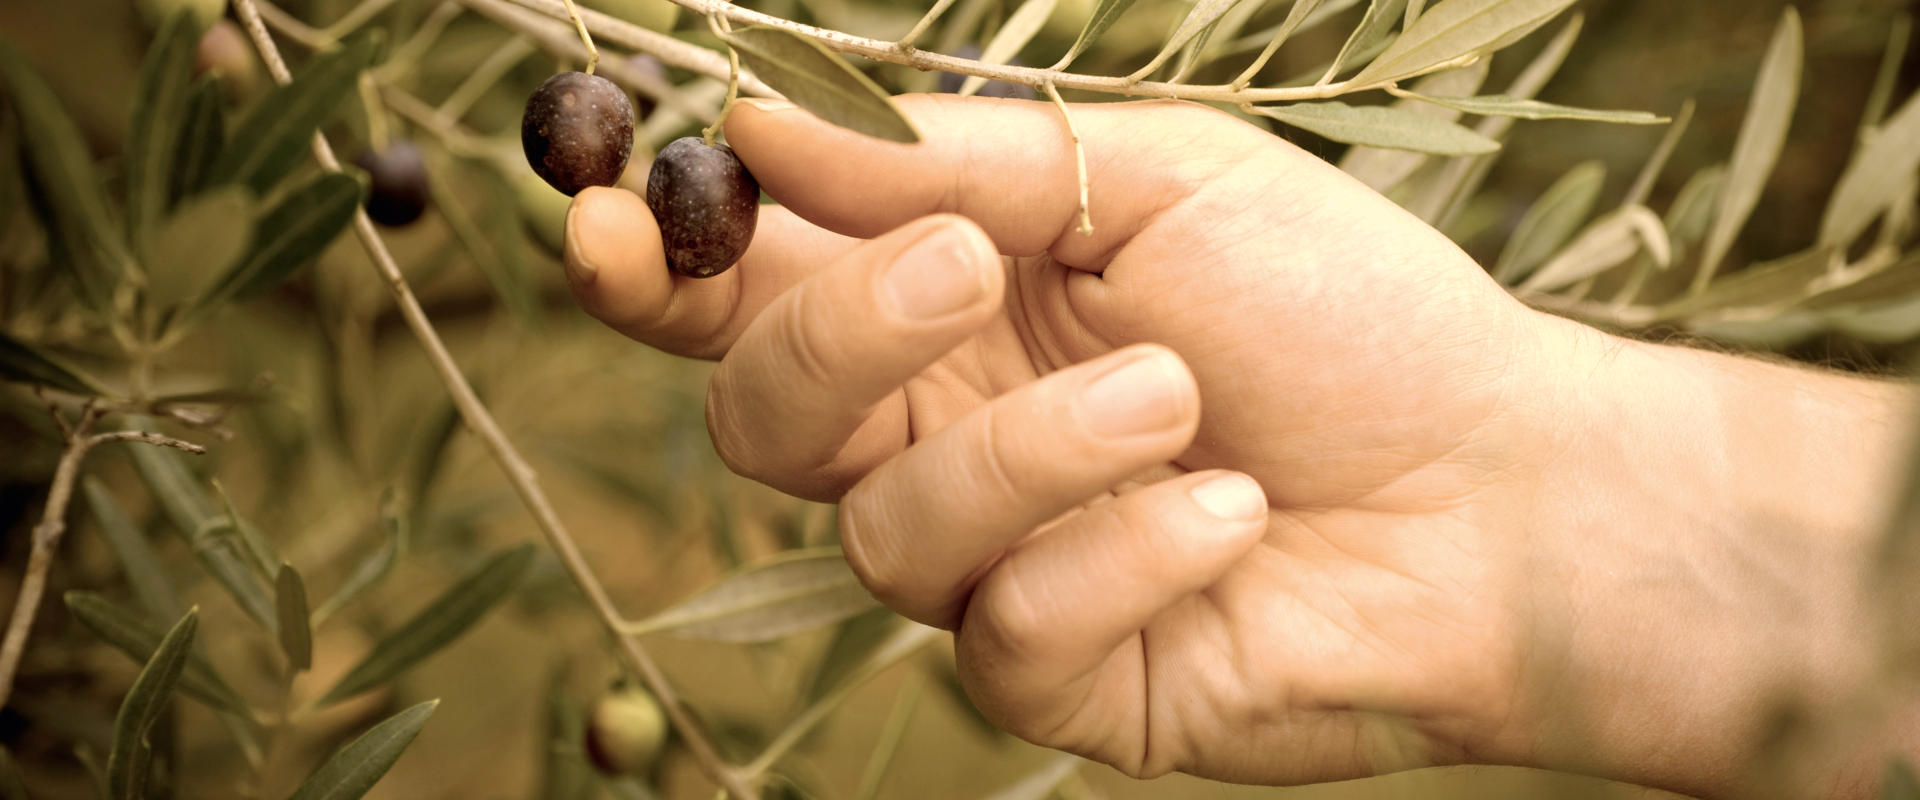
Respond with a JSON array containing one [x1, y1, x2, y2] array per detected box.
[[557, 0, 600, 74], [1043, 82, 1094, 237], [359, 73, 392, 153], [702, 13, 741, 147], [434, 34, 537, 123], [895, 0, 959, 51], [230, 1, 759, 797]]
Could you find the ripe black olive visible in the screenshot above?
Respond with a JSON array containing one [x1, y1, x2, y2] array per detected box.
[[353, 141, 429, 227], [521, 71, 634, 197], [645, 137, 759, 279]]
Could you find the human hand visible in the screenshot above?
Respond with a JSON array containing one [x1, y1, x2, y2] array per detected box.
[[561, 95, 1915, 797]]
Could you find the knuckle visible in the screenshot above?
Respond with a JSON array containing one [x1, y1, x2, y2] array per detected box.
[[837, 491, 907, 606], [774, 287, 844, 391], [703, 373, 766, 482], [973, 573, 1053, 663]]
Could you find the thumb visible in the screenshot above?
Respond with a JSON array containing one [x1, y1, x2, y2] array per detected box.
[[721, 94, 1286, 269]]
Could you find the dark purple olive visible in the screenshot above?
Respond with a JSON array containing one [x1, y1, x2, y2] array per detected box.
[[937, 45, 1037, 100], [645, 137, 759, 279], [353, 141, 429, 227], [522, 71, 634, 197], [625, 54, 668, 119]]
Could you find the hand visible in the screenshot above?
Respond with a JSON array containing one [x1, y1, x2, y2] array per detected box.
[[562, 95, 1915, 797]]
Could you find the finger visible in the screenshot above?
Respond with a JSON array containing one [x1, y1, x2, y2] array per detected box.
[[563, 186, 863, 360], [707, 214, 1005, 501], [956, 470, 1267, 754], [724, 95, 1282, 268], [839, 344, 1201, 628]]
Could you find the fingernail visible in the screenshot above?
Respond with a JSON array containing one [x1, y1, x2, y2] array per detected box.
[[738, 97, 797, 113], [883, 225, 984, 320], [563, 198, 597, 283], [1190, 473, 1266, 520], [1078, 351, 1188, 439]]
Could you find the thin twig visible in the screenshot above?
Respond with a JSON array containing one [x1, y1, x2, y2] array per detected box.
[[895, 0, 959, 50], [1043, 83, 1094, 237], [457, 0, 728, 119], [434, 34, 536, 122], [557, 0, 599, 74], [228, 2, 758, 797], [0, 416, 205, 710]]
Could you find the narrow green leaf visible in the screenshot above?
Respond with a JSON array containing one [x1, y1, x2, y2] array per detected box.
[[1492, 160, 1603, 283], [958, 0, 1057, 96], [143, 185, 256, 313], [276, 564, 313, 671], [1404, 0, 1425, 27], [0, 744, 31, 800], [127, 440, 215, 537], [0, 330, 112, 396], [212, 480, 279, 579], [1623, 98, 1695, 208], [126, 10, 205, 248], [1862, 16, 1912, 141], [1399, 92, 1666, 124], [853, 675, 922, 800], [1351, 0, 1576, 85], [432, 161, 535, 322], [541, 672, 593, 800], [320, 545, 534, 705], [189, 172, 362, 322], [623, 548, 879, 642], [84, 478, 182, 622], [312, 496, 407, 625], [1518, 205, 1667, 292], [1821, 90, 1920, 250], [985, 753, 1083, 800], [805, 607, 902, 702], [1694, 6, 1801, 290], [1251, 101, 1499, 155], [1660, 246, 1833, 320], [1052, 0, 1143, 70], [64, 592, 247, 715], [1885, 758, 1920, 800], [1127, 0, 1250, 82], [1323, 0, 1408, 82], [724, 27, 919, 143], [288, 700, 438, 800], [1339, 61, 1488, 191], [106, 609, 197, 800], [208, 35, 379, 195], [1802, 252, 1920, 311], [0, 40, 132, 310], [1223, 0, 1327, 85], [170, 78, 225, 203], [188, 518, 279, 630]]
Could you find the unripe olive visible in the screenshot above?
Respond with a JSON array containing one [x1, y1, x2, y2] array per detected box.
[[937, 46, 1037, 100], [194, 20, 265, 100], [137, 0, 227, 30], [645, 137, 758, 279], [352, 141, 430, 227], [583, 688, 668, 776], [522, 71, 635, 197]]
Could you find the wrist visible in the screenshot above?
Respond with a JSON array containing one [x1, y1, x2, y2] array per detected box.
[[1495, 315, 1914, 797]]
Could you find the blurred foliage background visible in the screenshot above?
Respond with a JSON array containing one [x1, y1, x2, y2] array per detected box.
[[0, 0, 1917, 797]]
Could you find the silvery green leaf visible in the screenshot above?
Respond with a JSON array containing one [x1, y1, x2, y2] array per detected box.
[[1861, 16, 1912, 141], [191, 172, 362, 319], [170, 78, 225, 202], [84, 478, 181, 622], [212, 480, 279, 577], [64, 592, 247, 715], [287, 700, 438, 800], [724, 27, 919, 143], [1623, 99, 1695, 208], [623, 548, 878, 642], [804, 607, 902, 702], [127, 430, 215, 536], [1519, 205, 1666, 292], [1339, 61, 1488, 191], [125, 10, 204, 248], [1323, 0, 1407, 82], [209, 35, 380, 195], [1660, 246, 1832, 320], [1492, 160, 1603, 283], [143, 186, 256, 313], [1351, 0, 1576, 85], [188, 517, 278, 630], [312, 495, 407, 625], [319, 545, 533, 704], [276, 564, 313, 671], [1250, 101, 1500, 155], [1405, 0, 1424, 27], [958, 0, 1055, 96], [1802, 253, 1920, 312], [1820, 90, 1920, 251], [1127, 0, 1249, 82], [984, 753, 1083, 800], [1052, 0, 1144, 70], [1399, 92, 1666, 124], [1225, 0, 1328, 86], [1694, 6, 1801, 290], [0, 331, 112, 396], [106, 609, 196, 800], [1685, 312, 1825, 349]]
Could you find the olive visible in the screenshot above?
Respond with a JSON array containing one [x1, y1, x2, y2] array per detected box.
[[352, 141, 430, 227], [583, 688, 667, 776], [645, 137, 759, 279], [194, 20, 264, 99], [937, 46, 1037, 100], [522, 71, 634, 197]]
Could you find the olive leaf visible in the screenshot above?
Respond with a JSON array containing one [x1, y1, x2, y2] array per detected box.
[[312, 494, 407, 625], [1225, 0, 1329, 86], [1492, 160, 1604, 283], [185, 171, 363, 325], [0, 330, 112, 396], [1397, 92, 1667, 124], [84, 478, 183, 622], [1694, 6, 1801, 290], [1887, 758, 1920, 800], [1051, 0, 1143, 70], [128, 442, 278, 630], [125, 9, 205, 248], [1517, 205, 1667, 293], [1861, 16, 1912, 140], [541, 672, 594, 800], [143, 186, 256, 313], [170, 78, 225, 202], [1127, 0, 1250, 82], [1350, 0, 1576, 86], [722, 27, 919, 144], [213, 481, 281, 579], [957, 0, 1056, 96], [985, 753, 1083, 800], [64, 592, 249, 715], [1405, 0, 1426, 26], [1250, 101, 1500, 155], [0, 40, 132, 311], [276, 564, 314, 672], [1339, 61, 1488, 191], [105, 608, 197, 800], [1802, 252, 1920, 311], [288, 700, 438, 800], [207, 34, 381, 195], [804, 607, 902, 702], [621, 547, 878, 642], [319, 544, 534, 705], [1322, 0, 1408, 82], [434, 159, 536, 322], [1820, 89, 1920, 251], [1659, 245, 1832, 320]]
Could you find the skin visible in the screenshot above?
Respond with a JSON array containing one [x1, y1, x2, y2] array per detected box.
[[561, 95, 1920, 798]]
